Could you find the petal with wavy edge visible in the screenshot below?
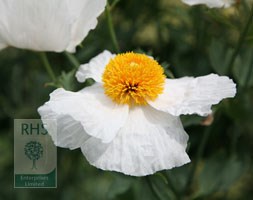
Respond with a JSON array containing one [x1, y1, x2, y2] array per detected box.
[[0, 0, 72, 52], [148, 74, 236, 116], [38, 111, 90, 150], [38, 83, 128, 143], [66, 0, 106, 52], [81, 106, 190, 176], [0, 0, 106, 52], [76, 50, 115, 83]]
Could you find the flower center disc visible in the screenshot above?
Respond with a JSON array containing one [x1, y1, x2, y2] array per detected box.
[[102, 52, 165, 105]]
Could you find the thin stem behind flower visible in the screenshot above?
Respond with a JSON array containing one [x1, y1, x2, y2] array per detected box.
[[228, 4, 253, 74], [106, 1, 120, 53], [183, 126, 212, 195], [145, 176, 163, 200], [39, 52, 57, 82], [64, 52, 80, 69], [244, 49, 253, 87], [182, 112, 222, 197], [164, 172, 182, 200]]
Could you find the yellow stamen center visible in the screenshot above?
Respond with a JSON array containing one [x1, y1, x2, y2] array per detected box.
[[102, 52, 166, 105]]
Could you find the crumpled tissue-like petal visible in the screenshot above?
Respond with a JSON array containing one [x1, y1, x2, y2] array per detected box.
[[148, 74, 236, 116], [38, 83, 129, 144], [81, 106, 190, 176]]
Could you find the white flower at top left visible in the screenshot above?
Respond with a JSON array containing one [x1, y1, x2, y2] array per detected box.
[[0, 0, 106, 52]]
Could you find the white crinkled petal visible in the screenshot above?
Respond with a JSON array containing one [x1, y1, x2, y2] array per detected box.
[[81, 106, 190, 176], [182, 0, 234, 8], [76, 50, 115, 83], [38, 109, 90, 150], [0, 0, 106, 52], [38, 83, 129, 143], [148, 74, 236, 116]]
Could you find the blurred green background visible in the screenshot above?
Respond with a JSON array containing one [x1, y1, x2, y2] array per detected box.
[[0, 0, 253, 199]]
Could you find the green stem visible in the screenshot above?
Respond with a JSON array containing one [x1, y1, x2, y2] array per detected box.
[[145, 177, 163, 200], [164, 172, 181, 200], [110, 0, 120, 10], [228, 4, 253, 74], [64, 52, 80, 69], [106, 1, 120, 53], [183, 125, 213, 196], [39, 52, 56, 82], [244, 48, 253, 87]]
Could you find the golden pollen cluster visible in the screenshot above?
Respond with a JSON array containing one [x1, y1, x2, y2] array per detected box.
[[102, 52, 166, 105]]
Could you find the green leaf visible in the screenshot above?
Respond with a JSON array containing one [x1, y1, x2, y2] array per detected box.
[[194, 153, 245, 198], [165, 164, 191, 194], [232, 48, 253, 87], [58, 70, 77, 91], [107, 174, 134, 199], [208, 39, 233, 75], [149, 176, 175, 200]]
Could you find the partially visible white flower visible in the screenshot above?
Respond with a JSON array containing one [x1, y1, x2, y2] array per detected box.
[[0, 0, 106, 52], [182, 0, 235, 8], [38, 50, 236, 176]]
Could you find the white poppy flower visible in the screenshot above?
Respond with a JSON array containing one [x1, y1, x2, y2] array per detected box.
[[182, 0, 235, 8], [38, 50, 236, 176], [0, 0, 106, 52]]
